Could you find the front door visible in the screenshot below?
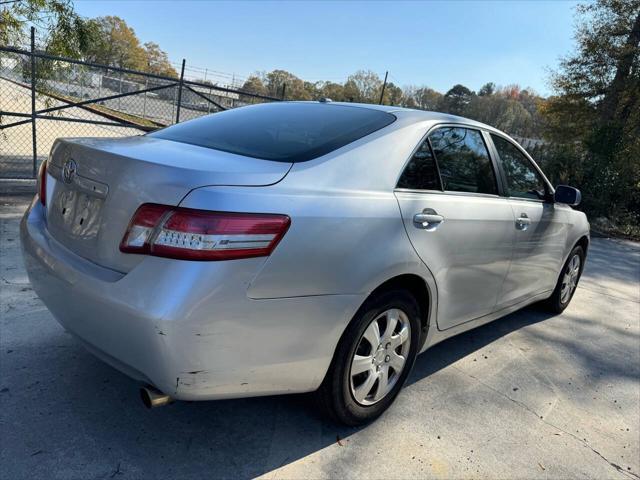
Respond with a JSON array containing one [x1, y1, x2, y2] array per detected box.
[[488, 134, 568, 307], [395, 126, 515, 329]]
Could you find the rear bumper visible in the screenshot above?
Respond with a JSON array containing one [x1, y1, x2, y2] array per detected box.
[[21, 200, 364, 400]]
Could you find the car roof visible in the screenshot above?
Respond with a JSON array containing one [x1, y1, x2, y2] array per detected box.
[[290, 101, 503, 134]]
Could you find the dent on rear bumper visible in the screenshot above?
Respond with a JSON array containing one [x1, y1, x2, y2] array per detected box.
[[21, 202, 364, 400]]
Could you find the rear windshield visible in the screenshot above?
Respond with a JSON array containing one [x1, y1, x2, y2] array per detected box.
[[149, 102, 396, 162]]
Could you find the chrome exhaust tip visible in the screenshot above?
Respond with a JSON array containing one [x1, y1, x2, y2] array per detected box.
[[140, 385, 173, 409]]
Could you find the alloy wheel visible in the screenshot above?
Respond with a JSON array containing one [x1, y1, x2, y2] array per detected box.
[[349, 308, 411, 406], [560, 254, 581, 304]]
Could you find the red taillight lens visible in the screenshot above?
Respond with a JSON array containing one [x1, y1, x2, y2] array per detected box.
[[38, 160, 47, 206], [120, 203, 290, 261], [119, 204, 170, 254]]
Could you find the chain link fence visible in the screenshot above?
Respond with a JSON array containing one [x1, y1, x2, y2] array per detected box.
[[1, 28, 281, 179]]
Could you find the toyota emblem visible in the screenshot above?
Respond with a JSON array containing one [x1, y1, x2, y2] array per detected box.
[[62, 159, 77, 184]]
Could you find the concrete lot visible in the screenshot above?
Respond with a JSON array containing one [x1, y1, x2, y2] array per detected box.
[[1, 194, 639, 480]]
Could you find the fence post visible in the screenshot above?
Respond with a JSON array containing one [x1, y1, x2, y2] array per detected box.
[[30, 27, 37, 178], [175, 59, 186, 123], [118, 71, 123, 111], [80, 66, 84, 99], [97, 68, 102, 100], [143, 77, 148, 118]]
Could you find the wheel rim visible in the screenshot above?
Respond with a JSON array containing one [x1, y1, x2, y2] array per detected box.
[[560, 254, 581, 304], [349, 308, 411, 406]]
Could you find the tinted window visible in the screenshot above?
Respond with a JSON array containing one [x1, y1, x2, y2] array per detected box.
[[492, 135, 546, 200], [397, 138, 441, 190], [429, 127, 498, 195], [149, 102, 396, 162]]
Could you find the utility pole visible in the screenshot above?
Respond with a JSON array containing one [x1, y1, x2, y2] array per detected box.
[[379, 71, 388, 105]]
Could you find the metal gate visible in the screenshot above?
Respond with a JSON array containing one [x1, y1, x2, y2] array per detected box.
[[0, 28, 282, 179]]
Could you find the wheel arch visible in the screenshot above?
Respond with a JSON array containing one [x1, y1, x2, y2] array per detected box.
[[361, 273, 433, 350], [576, 235, 589, 256]]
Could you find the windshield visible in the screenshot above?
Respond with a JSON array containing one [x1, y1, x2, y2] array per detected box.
[[149, 102, 396, 162]]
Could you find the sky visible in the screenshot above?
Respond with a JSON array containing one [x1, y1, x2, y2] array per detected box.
[[74, 0, 582, 96]]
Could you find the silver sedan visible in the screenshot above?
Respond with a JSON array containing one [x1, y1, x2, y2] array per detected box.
[[21, 101, 589, 425]]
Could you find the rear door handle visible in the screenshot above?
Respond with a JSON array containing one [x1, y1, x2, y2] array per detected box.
[[515, 213, 531, 231], [413, 209, 444, 231]]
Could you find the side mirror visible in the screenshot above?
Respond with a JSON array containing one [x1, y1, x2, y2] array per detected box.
[[554, 185, 581, 206]]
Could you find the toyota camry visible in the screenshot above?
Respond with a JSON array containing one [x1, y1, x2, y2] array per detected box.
[[21, 101, 589, 425]]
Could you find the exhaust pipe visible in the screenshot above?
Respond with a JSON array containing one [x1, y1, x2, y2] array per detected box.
[[140, 385, 173, 409]]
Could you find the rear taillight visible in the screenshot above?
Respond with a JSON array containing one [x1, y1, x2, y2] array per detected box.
[[38, 160, 47, 206], [120, 204, 290, 261]]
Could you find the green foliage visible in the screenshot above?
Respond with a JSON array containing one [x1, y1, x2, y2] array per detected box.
[[403, 86, 442, 110], [1, 5, 177, 78], [442, 84, 474, 115], [83, 16, 177, 77], [239, 70, 309, 99], [478, 82, 496, 97], [317, 81, 345, 101], [542, 0, 640, 235], [0, 0, 91, 56], [143, 41, 177, 78]]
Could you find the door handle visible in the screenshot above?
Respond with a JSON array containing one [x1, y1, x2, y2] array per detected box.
[[515, 213, 531, 231], [413, 209, 444, 230]]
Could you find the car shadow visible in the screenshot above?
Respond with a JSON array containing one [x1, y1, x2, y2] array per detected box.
[[406, 304, 554, 387], [3, 304, 558, 479]]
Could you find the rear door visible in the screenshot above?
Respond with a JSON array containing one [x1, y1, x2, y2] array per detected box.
[[395, 126, 515, 330], [488, 134, 568, 306]]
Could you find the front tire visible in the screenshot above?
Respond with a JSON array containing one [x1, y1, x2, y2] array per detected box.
[[316, 290, 421, 426], [546, 245, 585, 313]]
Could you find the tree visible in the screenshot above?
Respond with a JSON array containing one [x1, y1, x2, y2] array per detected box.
[[552, 0, 640, 123], [143, 41, 177, 78], [80, 16, 177, 78], [239, 75, 269, 103], [263, 70, 310, 99], [0, 0, 90, 57], [381, 82, 403, 105], [478, 82, 496, 96], [544, 0, 640, 223], [463, 86, 543, 137], [343, 70, 382, 103], [442, 84, 474, 115], [318, 81, 345, 101], [83, 16, 147, 70], [412, 86, 443, 111]]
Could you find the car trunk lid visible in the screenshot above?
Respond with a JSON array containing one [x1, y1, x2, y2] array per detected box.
[[45, 136, 292, 273]]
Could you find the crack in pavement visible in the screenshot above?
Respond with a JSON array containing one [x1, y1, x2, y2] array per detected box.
[[454, 367, 639, 480]]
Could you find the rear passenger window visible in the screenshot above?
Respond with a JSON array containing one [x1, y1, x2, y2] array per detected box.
[[397, 139, 441, 190], [429, 127, 498, 195]]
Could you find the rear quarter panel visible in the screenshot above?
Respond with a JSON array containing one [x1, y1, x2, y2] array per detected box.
[[180, 116, 438, 299]]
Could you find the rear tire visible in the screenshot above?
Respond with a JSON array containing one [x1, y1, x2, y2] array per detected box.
[[315, 289, 421, 426], [545, 245, 584, 313]]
